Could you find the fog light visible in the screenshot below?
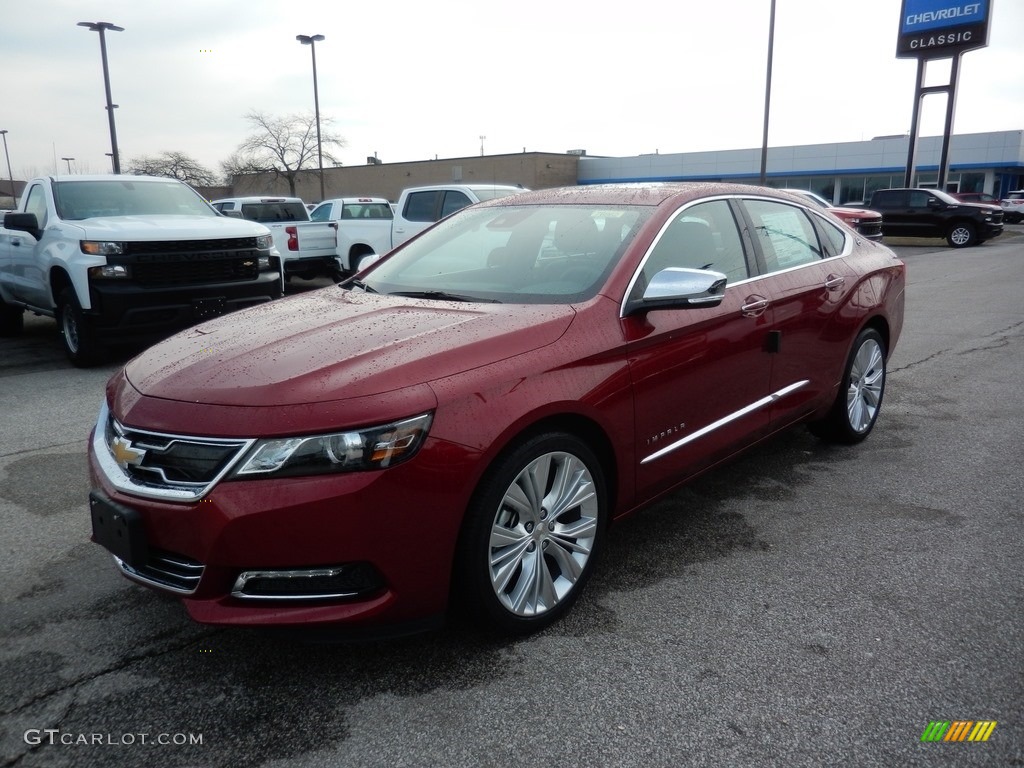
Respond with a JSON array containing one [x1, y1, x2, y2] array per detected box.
[[231, 563, 383, 601]]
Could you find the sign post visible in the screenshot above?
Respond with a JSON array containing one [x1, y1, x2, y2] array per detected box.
[[896, 0, 992, 189]]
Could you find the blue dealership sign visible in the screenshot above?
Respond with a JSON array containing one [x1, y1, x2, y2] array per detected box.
[[897, 0, 991, 58]]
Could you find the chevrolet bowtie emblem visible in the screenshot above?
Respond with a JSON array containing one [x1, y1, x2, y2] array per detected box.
[[111, 435, 146, 468]]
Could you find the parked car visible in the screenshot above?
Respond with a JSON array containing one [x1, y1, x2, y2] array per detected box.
[[787, 190, 884, 241], [391, 183, 524, 248], [88, 182, 905, 636], [1000, 190, 1024, 223], [865, 188, 1004, 247]]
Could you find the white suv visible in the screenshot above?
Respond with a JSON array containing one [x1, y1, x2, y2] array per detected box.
[[1000, 191, 1024, 223]]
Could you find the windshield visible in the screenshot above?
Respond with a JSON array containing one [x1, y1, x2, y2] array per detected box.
[[360, 204, 647, 304], [53, 179, 216, 220]]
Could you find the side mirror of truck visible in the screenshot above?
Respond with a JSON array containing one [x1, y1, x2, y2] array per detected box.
[[3, 212, 42, 240]]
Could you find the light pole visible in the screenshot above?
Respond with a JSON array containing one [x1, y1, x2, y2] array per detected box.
[[296, 34, 325, 201], [479, 135, 486, 156], [78, 21, 124, 174], [759, 0, 776, 185], [61, 157, 75, 174], [0, 130, 14, 203]]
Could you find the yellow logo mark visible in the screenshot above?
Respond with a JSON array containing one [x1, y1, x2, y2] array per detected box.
[[110, 436, 145, 468]]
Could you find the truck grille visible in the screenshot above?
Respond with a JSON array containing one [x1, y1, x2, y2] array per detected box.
[[857, 220, 883, 238], [132, 258, 259, 287], [116, 238, 264, 287]]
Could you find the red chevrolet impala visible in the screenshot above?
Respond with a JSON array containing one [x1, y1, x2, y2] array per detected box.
[[88, 183, 905, 635]]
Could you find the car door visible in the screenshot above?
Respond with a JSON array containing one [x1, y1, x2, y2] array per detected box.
[[737, 197, 857, 425], [1, 183, 50, 308], [624, 199, 775, 501]]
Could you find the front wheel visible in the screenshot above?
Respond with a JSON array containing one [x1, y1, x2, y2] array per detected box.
[[809, 328, 887, 444], [946, 222, 975, 248], [456, 433, 607, 634], [56, 288, 105, 367]]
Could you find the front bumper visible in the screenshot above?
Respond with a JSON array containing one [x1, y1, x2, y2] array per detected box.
[[87, 433, 478, 630], [88, 271, 283, 337]]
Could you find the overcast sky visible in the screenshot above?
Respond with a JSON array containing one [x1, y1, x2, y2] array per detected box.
[[3, 0, 1023, 180]]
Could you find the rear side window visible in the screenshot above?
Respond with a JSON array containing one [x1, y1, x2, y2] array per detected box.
[[440, 191, 472, 218], [403, 191, 442, 222], [744, 199, 824, 272], [870, 190, 904, 208]]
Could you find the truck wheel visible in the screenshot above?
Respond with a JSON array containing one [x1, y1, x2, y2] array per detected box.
[[0, 299, 24, 336], [57, 289, 105, 366], [946, 222, 975, 248]]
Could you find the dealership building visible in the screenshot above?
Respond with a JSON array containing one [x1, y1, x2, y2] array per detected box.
[[226, 128, 1024, 206]]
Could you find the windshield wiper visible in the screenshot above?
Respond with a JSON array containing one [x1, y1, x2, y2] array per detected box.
[[342, 278, 378, 293], [389, 291, 501, 304]]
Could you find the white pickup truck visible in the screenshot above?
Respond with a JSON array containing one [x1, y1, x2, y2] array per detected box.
[[0, 175, 282, 365], [308, 186, 524, 278], [308, 197, 395, 275], [390, 184, 525, 249], [211, 196, 339, 279]]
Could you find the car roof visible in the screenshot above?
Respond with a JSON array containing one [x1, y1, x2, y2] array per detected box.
[[475, 181, 803, 208], [211, 196, 304, 203]]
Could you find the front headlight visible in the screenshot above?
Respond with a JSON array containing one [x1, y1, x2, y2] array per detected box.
[[256, 234, 274, 250], [232, 413, 433, 478], [81, 240, 125, 256], [88, 264, 130, 279]]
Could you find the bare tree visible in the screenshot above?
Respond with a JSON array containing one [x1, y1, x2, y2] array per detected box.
[[127, 151, 217, 187], [223, 111, 344, 197]]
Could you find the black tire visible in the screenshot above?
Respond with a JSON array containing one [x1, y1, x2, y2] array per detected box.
[[56, 288, 105, 367], [0, 298, 24, 336], [455, 432, 607, 634], [946, 222, 975, 248], [809, 328, 886, 444]]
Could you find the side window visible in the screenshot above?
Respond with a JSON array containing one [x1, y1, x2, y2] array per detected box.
[[403, 191, 441, 222], [744, 199, 824, 272], [440, 191, 472, 218], [24, 184, 48, 226], [631, 200, 747, 301], [816, 215, 848, 256], [909, 191, 931, 208], [309, 204, 331, 222]]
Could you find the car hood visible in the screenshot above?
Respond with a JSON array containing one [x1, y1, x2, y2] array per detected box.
[[70, 215, 270, 239], [124, 289, 575, 407]]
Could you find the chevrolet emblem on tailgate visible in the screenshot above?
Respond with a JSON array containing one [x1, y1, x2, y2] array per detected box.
[[110, 435, 146, 469]]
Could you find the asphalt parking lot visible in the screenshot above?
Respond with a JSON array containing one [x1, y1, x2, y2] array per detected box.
[[1, 229, 1022, 767]]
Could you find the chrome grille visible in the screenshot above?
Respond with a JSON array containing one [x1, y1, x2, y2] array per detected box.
[[115, 550, 204, 594], [94, 400, 255, 502]]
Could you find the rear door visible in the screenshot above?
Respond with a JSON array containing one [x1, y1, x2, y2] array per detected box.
[[737, 197, 857, 425]]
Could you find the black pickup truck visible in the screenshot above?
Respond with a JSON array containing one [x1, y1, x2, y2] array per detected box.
[[866, 188, 1003, 248]]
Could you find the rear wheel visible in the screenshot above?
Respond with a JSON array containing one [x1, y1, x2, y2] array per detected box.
[[456, 433, 607, 634], [946, 222, 975, 248], [809, 328, 886, 444], [56, 288, 105, 367]]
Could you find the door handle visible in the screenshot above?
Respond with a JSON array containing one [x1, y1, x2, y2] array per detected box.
[[741, 295, 769, 317], [824, 275, 845, 291]]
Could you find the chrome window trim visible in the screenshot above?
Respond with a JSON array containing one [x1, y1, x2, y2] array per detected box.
[[93, 399, 256, 502], [641, 380, 809, 465]]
